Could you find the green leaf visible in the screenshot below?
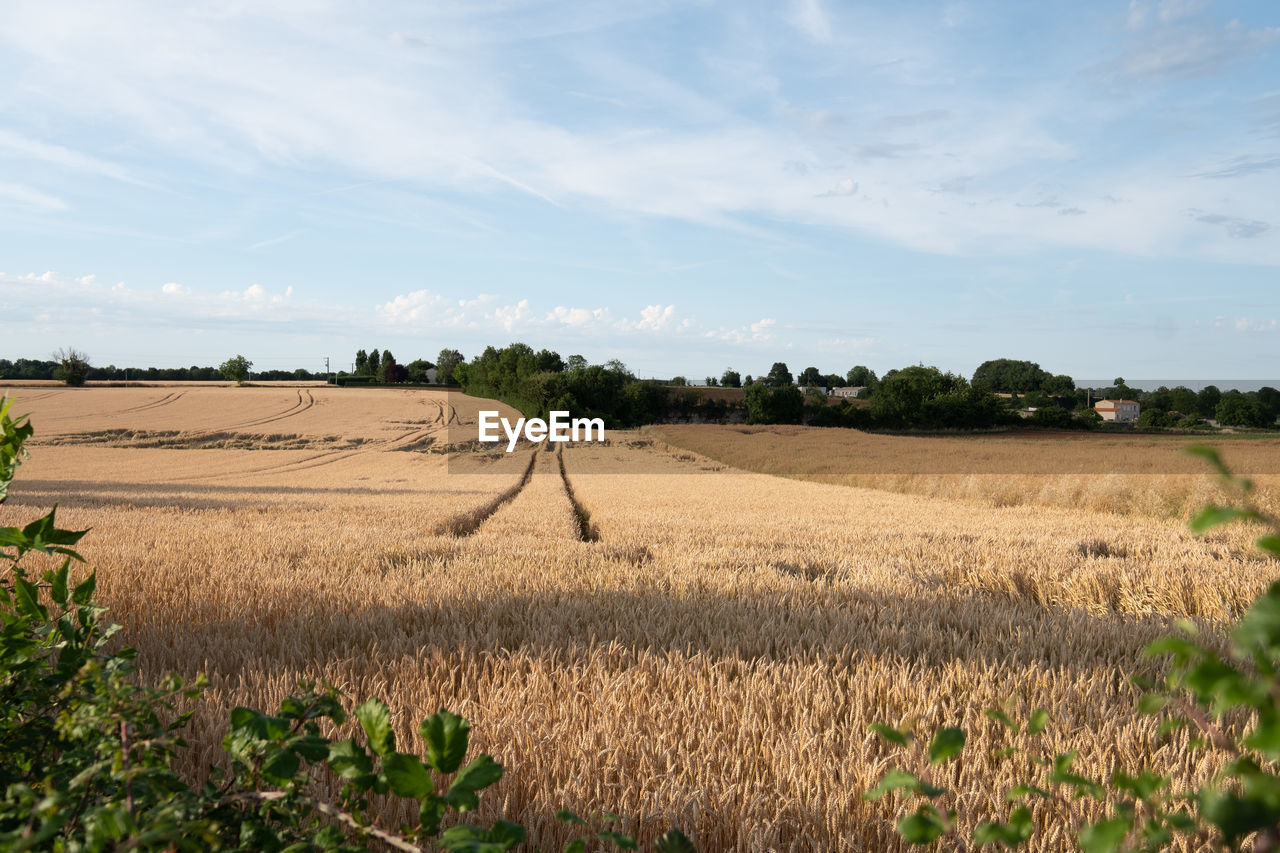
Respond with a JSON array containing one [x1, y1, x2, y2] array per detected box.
[[260, 748, 300, 784], [354, 698, 395, 757], [14, 575, 48, 620], [46, 559, 69, 607], [1078, 816, 1131, 853], [327, 738, 374, 780], [1110, 770, 1168, 801], [555, 810, 586, 825], [865, 768, 923, 801], [289, 735, 330, 762], [384, 753, 434, 799], [897, 806, 948, 844], [1027, 709, 1050, 736], [1258, 535, 1280, 557], [654, 829, 697, 853], [420, 796, 447, 836], [928, 727, 966, 764], [1189, 505, 1257, 534], [869, 722, 909, 747], [596, 830, 638, 850], [446, 754, 503, 811], [1006, 783, 1050, 801], [563, 841, 586, 853], [71, 570, 96, 605], [974, 805, 1034, 846], [1137, 693, 1171, 715], [439, 820, 525, 853], [422, 709, 471, 774], [984, 709, 1018, 732]]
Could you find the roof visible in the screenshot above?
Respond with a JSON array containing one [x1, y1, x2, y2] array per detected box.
[[1095, 399, 1140, 409]]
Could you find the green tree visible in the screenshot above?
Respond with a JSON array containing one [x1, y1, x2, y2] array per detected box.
[[405, 358, 433, 383], [534, 349, 564, 373], [1216, 393, 1271, 427], [52, 347, 91, 386], [1197, 385, 1223, 417], [367, 349, 381, 379], [219, 355, 253, 384], [436, 348, 464, 387], [744, 384, 804, 424], [846, 365, 877, 387], [566, 354, 588, 372], [721, 369, 742, 388], [765, 362, 793, 387], [355, 349, 369, 375], [971, 359, 1051, 393], [670, 376, 687, 386], [798, 366, 823, 387]]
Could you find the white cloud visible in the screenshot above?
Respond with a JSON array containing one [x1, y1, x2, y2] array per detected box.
[[0, 129, 149, 187], [547, 306, 612, 327], [0, 182, 67, 211], [1235, 317, 1278, 333], [788, 0, 831, 43], [492, 299, 533, 333], [818, 178, 859, 198], [161, 281, 188, 295], [709, 317, 777, 345]]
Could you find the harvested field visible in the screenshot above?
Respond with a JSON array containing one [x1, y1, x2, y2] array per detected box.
[[649, 422, 1280, 520], [4, 387, 1275, 851]]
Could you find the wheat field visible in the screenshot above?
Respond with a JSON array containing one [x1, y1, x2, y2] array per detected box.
[[5, 385, 1276, 851], [650, 423, 1280, 521]]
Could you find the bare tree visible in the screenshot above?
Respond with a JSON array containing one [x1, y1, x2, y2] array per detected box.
[[53, 347, 91, 386]]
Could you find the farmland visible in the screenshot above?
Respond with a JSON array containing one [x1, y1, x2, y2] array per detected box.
[[5, 385, 1276, 851]]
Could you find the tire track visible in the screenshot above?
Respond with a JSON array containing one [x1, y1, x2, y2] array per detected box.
[[220, 389, 315, 431], [436, 450, 537, 537], [557, 446, 599, 542], [119, 391, 186, 414]]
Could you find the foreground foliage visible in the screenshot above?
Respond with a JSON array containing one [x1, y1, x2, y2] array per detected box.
[[0, 396, 691, 852], [870, 446, 1280, 850]]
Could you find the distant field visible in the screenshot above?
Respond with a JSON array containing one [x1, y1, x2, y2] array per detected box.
[[649, 423, 1280, 519], [5, 386, 1273, 851]]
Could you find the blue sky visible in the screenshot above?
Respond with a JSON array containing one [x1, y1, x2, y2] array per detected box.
[[1, 0, 1277, 380]]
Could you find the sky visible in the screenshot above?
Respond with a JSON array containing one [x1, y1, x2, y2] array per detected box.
[[0, 0, 1277, 381]]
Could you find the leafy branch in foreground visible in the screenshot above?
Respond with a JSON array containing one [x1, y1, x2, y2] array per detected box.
[[868, 445, 1280, 851], [0, 395, 693, 852]]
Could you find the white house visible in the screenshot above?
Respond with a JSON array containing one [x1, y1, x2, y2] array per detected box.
[[1095, 399, 1140, 422], [829, 386, 867, 398]]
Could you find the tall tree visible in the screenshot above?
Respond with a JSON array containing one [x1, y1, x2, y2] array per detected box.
[[798, 366, 823, 387], [219, 354, 253, 384], [566, 354, 587, 372], [367, 349, 381, 379], [765, 362, 793, 387], [355, 349, 368, 375], [436, 348, 464, 386], [846, 365, 877, 387], [721, 369, 742, 388]]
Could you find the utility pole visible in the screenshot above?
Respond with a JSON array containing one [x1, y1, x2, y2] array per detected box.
[[324, 357, 330, 384]]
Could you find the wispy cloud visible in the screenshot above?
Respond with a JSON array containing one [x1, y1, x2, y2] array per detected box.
[[0, 182, 67, 211], [788, 0, 832, 43]]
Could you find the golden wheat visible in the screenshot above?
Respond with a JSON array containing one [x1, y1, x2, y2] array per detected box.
[[649, 423, 1280, 520], [3, 386, 1273, 851]]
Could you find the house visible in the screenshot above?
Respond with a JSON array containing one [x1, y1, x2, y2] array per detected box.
[[796, 385, 828, 395], [1095, 399, 1140, 423], [829, 386, 866, 398]]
